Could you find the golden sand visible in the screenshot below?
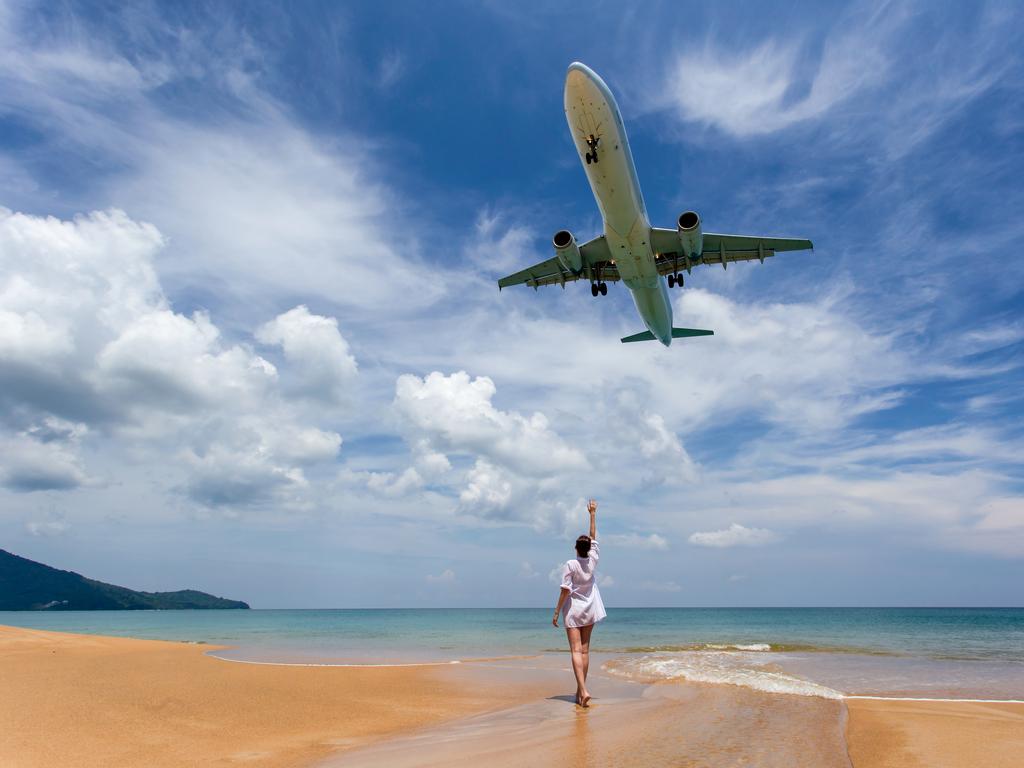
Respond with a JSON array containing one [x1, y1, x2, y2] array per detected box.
[[0, 625, 545, 768], [846, 697, 1024, 768], [3, 624, 1023, 768]]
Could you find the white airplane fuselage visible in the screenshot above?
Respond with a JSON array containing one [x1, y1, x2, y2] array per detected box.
[[564, 62, 674, 345]]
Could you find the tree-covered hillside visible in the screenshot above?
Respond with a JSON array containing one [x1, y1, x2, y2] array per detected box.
[[0, 550, 249, 610]]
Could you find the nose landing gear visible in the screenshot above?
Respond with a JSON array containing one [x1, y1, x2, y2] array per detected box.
[[590, 281, 608, 297], [584, 134, 601, 165], [667, 273, 684, 288]]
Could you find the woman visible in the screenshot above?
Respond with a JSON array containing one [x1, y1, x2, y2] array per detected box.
[[552, 498, 606, 707]]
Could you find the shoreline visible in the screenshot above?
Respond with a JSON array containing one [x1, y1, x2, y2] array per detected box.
[[2, 624, 1022, 767]]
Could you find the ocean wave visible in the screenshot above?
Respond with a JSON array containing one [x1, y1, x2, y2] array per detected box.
[[604, 652, 844, 699], [603, 642, 897, 656]]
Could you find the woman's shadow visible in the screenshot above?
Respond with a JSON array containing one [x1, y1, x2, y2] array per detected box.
[[548, 694, 580, 705]]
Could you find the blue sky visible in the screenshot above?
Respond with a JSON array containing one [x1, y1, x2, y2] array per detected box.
[[1, 0, 1022, 607]]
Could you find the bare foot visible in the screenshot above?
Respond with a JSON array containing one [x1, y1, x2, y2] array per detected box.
[[580, 691, 591, 708]]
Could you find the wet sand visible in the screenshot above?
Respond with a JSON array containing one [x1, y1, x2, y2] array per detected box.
[[846, 698, 1024, 768], [319, 672, 852, 767], [3, 625, 1022, 767]]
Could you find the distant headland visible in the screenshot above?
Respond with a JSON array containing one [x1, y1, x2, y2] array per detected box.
[[0, 549, 249, 610]]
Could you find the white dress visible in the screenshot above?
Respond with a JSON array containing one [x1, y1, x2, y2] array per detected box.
[[560, 540, 607, 628]]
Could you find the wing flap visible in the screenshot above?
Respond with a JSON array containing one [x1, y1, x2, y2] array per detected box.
[[498, 234, 617, 290], [650, 227, 813, 272]]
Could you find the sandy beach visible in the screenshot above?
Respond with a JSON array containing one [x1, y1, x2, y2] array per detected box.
[[2, 625, 1022, 767], [0, 625, 548, 767]]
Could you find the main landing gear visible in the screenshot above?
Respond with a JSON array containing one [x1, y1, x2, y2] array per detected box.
[[667, 273, 685, 288], [584, 134, 600, 165], [590, 281, 608, 297]]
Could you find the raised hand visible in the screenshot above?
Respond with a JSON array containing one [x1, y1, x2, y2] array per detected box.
[[587, 499, 598, 515]]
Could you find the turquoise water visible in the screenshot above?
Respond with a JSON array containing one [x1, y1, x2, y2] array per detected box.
[[4, 608, 1022, 698]]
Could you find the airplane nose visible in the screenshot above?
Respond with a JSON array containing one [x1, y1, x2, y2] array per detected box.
[[566, 61, 595, 82]]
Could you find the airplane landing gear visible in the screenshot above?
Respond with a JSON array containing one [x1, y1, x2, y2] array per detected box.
[[590, 281, 608, 297], [584, 134, 600, 165], [600, 281, 608, 296], [591, 283, 598, 297], [668, 273, 684, 288]]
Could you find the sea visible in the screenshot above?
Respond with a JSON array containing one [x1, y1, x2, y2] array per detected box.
[[3, 607, 1022, 701]]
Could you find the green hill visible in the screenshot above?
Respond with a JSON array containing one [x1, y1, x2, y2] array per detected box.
[[0, 549, 249, 610]]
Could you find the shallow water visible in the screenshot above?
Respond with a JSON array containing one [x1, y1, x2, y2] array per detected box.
[[315, 657, 852, 768], [2, 607, 1021, 699]]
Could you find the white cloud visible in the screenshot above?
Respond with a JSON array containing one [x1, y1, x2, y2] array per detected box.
[[412, 440, 452, 478], [655, 5, 900, 138], [549, 563, 566, 585], [394, 370, 588, 476], [1, 433, 90, 492], [597, 574, 615, 587], [97, 308, 278, 413], [376, 51, 406, 89], [459, 459, 514, 514], [518, 561, 539, 579], [426, 568, 456, 584], [256, 305, 357, 404], [0, 207, 346, 510], [467, 210, 542, 274], [603, 532, 669, 551], [688, 523, 780, 548], [364, 467, 423, 498], [25, 518, 70, 537]]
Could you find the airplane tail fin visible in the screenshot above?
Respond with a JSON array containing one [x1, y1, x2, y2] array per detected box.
[[620, 328, 715, 343]]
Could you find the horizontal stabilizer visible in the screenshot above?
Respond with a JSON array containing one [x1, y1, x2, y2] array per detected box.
[[620, 328, 715, 343], [671, 327, 714, 338]]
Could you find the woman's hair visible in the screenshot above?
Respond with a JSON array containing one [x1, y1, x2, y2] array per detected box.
[[575, 535, 592, 557]]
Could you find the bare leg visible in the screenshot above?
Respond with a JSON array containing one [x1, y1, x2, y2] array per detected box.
[[565, 626, 590, 705], [580, 623, 594, 686]]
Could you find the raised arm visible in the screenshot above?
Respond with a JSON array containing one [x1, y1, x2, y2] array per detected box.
[[588, 498, 597, 539]]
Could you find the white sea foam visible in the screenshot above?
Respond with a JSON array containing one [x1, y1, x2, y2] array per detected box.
[[705, 643, 772, 652], [606, 652, 844, 699]]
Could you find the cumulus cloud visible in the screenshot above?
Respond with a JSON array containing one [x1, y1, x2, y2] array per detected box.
[[688, 523, 780, 548], [0, 417, 91, 492], [0, 207, 346, 511], [394, 371, 587, 477], [459, 459, 514, 514], [256, 305, 357, 403], [364, 467, 423, 498], [1, 432, 89, 492]]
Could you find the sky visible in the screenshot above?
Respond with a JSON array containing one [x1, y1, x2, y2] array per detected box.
[[1, 0, 1022, 608]]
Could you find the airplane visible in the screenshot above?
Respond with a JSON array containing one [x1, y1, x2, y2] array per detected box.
[[498, 62, 813, 346]]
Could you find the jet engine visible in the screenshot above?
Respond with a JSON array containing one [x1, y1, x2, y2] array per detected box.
[[552, 229, 583, 273], [676, 211, 703, 258]]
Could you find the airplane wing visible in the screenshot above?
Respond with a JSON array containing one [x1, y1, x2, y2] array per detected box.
[[498, 235, 616, 290], [649, 228, 813, 272]]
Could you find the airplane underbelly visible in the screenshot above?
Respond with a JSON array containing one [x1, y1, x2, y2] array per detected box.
[[630, 282, 673, 344], [564, 78, 645, 237]]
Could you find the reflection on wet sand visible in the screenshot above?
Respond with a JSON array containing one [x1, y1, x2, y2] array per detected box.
[[318, 661, 851, 768]]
